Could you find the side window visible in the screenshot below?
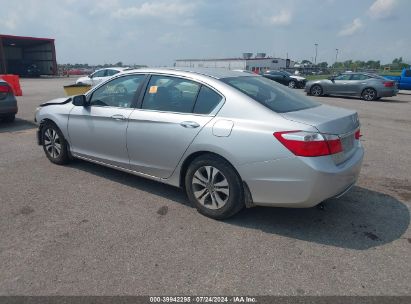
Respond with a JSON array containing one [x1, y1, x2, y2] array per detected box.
[[193, 86, 223, 114], [106, 69, 120, 76], [142, 75, 200, 113], [92, 70, 105, 78], [89, 74, 145, 108], [350, 74, 369, 80], [405, 70, 411, 77], [335, 74, 351, 80]]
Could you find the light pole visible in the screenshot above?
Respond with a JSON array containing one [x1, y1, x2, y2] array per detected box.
[[314, 43, 318, 65], [335, 48, 339, 65]]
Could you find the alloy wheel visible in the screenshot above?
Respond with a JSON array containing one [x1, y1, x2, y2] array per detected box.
[[288, 81, 296, 88], [192, 166, 230, 210], [363, 88, 376, 101], [311, 85, 322, 96], [44, 128, 61, 159]]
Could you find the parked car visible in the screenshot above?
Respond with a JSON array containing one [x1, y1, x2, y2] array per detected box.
[[382, 68, 411, 90], [305, 72, 398, 101], [0, 79, 18, 122], [35, 68, 363, 219], [75, 67, 129, 86], [262, 70, 307, 88]]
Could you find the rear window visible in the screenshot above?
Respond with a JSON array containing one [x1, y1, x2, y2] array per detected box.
[[221, 76, 320, 113]]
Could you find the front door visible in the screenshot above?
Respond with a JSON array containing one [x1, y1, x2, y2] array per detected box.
[[127, 75, 222, 178], [68, 74, 146, 168], [329, 74, 352, 95]]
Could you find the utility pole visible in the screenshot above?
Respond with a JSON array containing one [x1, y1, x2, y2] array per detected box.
[[314, 43, 318, 65]]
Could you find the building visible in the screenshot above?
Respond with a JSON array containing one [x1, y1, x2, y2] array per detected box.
[[0, 34, 57, 76], [175, 53, 295, 74]]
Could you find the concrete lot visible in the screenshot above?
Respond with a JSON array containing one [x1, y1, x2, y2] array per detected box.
[[0, 77, 410, 295]]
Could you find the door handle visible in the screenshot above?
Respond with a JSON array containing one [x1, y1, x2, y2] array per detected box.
[[111, 114, 126, 121], [180, 121, 200, 128]]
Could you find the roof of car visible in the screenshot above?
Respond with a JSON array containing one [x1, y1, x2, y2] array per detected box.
[[121, 67, 256, 79]]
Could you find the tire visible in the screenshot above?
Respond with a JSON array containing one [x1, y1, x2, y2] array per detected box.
[[288, 80, 297, 89], [2, 114, 15, 122], [185, 154, 244, 220], [310, 85, 323, 96], [362, 88, 377, 101], [41, 121, 70, 165]]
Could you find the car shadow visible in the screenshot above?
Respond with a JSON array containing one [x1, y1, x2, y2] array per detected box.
[[69, 160, 409, 250], [0, 118, 37, 133], [69, 160, 190, 206], [226, 186, 410, 250]]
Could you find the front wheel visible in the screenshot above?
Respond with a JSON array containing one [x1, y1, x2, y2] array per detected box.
[[310, 85, 323, 96], [362, 88, 377, 101], [41, 122, 70, 165], [185, 155, 244, 220], [288, 80, 297, 89]]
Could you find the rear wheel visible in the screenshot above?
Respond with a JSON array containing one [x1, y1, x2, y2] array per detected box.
[[185, 155, 244, 220], [2, 114, 15, 122], [310, 85, 323, 96], [41, 122, 70, 165], [362, 88, 377, 101]]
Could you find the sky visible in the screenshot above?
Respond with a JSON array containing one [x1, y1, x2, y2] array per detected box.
[[0, 0, 410, 66]]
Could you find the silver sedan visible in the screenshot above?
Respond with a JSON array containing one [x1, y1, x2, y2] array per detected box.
[[305, 72, 398, 101], [35, 68, 364, 219]]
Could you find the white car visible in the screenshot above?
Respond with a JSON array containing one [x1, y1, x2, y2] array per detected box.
[[75, 67, 129, 86]]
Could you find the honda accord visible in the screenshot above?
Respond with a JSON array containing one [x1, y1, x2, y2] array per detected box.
[[35, 68, 363, 219]]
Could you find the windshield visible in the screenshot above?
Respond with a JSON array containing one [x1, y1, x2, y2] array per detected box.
[[222, 76, 320, 113]]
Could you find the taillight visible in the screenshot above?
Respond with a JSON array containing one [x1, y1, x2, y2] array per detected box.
[[355, 129, 361, 140], [0, 85, 11, 93], [383, 81, 394, 87], [274, 131, 342, 157]]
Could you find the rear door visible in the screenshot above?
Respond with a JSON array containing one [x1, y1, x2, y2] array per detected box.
[[348, 73, 370, 95], [68, 74, 146, 168], [127, 74, 223, 178]]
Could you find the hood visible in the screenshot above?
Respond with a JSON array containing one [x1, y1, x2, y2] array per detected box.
[[40, 97, 72, 107], [290, 75, 306, 81]]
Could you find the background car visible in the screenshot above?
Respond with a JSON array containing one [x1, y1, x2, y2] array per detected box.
[[35, 68, 363, 220], [305, 72, 398, 101], [75, 67, 129, 86], [382, 68, 411, 90], [0, 80, 18, 122], [262, 70, 306, 88]]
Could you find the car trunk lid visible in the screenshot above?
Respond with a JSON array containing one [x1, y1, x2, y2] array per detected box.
[[280, 104, 360, 164]]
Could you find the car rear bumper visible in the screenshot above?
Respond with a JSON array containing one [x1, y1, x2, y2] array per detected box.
[[238, 146, 364, 208], [0, 104, 18, 116], [378, 88, 398, 98]]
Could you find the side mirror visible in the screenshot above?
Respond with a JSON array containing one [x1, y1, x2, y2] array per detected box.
[[72, 95, 89, 107], [329, 76, 335, 81]]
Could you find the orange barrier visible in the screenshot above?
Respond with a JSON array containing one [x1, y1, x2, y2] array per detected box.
[[0, 74, 23, 96]]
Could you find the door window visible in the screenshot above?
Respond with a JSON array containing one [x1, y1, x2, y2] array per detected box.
[[89, 74, 145, 108], [334, 74, 351, 80], [142, 75, 200, 113], [350, 74, 369, 80], [193, 86, 223, 114], [92, 70, 106, 78], [106, 69, 120, 76]]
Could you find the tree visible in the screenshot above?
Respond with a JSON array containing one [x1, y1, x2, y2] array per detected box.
[[318, 61, 328, 68], [301, 59, 312, 65]]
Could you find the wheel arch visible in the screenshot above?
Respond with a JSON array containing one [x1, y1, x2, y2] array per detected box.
[[178, 150, 254, 208]]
